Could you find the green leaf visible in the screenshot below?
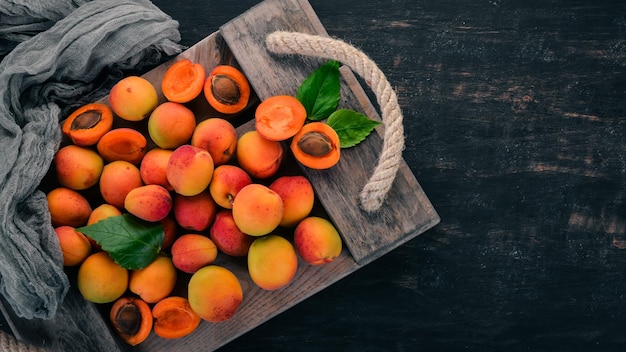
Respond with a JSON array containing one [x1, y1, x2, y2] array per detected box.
[[296, 60, 341, 121], [327, 109, 382, 148], [77, 214, 164, 270]]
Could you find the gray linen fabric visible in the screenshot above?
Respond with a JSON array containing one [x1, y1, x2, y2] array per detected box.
[[0, 0, 182, 319]]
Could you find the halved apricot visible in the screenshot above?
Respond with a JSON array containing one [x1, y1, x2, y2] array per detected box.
[[61, 103, 113, 146], [161, 59, 206, 103], [110, 297, 153, 346], [203, 65, 250, 114], [152, 296, 201, 339], [97, 128, 147, 165], [255, 95, 307, 141], [290, 122, 341, 169]]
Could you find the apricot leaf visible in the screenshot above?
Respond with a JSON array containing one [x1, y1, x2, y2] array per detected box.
[[77, 214, 164, 270], [296, 60, 340, 121], [327, 109, 381, 148]]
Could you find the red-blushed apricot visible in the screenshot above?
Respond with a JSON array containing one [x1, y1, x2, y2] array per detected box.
[[97, 128, 148, 165], [129, 255, 177, 303], [269, 175, 315, 228], [99, 160, 143, 209], [191, 118, 237, 166], [148, 102, 196, 149], [110, 296, 153, 346], [204, 65, 250, 115], [161, 59, 206, 103], [236, 130, 283, 179], [290, 122, 340, 169], [255, 95, 307, 141], [152, 296, 201, 339], [209, 210, 254, 257], [54, 145, 104, 191], [231, 183, 284, 236], [208, 165, 252, 209], [124, 184, 173, 222], [86, 203, 122, 250], [61, 103, 113, 146], [77, 251, 128, 304], [187, 265, 243, 322], [54, 226, 92, 266], [173, 191, 217, 232], [294, 216, 343, 265], [160, 215, 178, 249], [109, 76, 158, 121], [47, 187, 92, 227], [170, 234, 218, 274], [166, 144, 214, 196], [247, 235, 298, 290], [140, 148, 174, 191]]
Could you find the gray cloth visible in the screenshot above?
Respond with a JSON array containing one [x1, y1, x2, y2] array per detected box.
[[0, 0, 182, 319]]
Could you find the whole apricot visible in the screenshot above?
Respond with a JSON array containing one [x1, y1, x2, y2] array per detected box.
[[294, 217, 343, 265], [54, 145, 104, 191], [191, 118, 237, 166], [99, 160, 143, 209], [236, 130, 283, 179], [231, 183, 284, 236], [148, 102, 196, 149], [173, 191, 217, 232], [160, 215, 178, 249], [47, 187, 92, 227], [140, 148, 174, 191], [129, 255, 177, 303], [124, 184, 173, 222], [110, 297, 153, 346], [87, 204, 122, 225], [77, 251, 128, 304], [209, 210, 254, 257], [247, 235, 298, 290], [171, 234, 218, 274], [152, 296, 201, 339], [54, 226, 92, 266], [269, 175, 315, 228], [187, 265, 243, 322], [208, 164, 252, 209], [109, 76, 158, 121], [166, 144, 214, 196]]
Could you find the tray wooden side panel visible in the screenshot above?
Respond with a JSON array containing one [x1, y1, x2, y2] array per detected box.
[[220, 0, 440, 264]]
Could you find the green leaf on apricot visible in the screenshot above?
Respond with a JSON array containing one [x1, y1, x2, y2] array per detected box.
[[327, 109, 381, 148], [296, 60, 340, 121], [77, 214, 164, 270]]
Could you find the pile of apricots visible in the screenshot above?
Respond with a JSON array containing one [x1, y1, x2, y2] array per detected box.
[[46, 59, 344, 346]]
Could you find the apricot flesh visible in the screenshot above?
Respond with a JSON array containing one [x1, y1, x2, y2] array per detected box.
[[294, 216, 343, 265], [77, 251, 128, 304], [129, 255, 177, 303], [152, 296, 201, 339], [187, 265, 243, 322], [54, 145, 104, 191], [62, 103, 113, 146], [231, 183, 284, 236], [97, 128, 147, 165], [110, 297, 153, 346], [109, 76, 158, 121], [248, 235, 298, 290]]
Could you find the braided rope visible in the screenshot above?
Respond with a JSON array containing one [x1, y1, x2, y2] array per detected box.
[[266, 31, 405, 212]]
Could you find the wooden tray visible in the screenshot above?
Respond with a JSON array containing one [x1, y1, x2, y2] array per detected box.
[[0, 0, 439, 350]]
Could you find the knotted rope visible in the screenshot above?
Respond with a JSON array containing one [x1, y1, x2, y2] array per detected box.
[[266, 31, 405, 212]]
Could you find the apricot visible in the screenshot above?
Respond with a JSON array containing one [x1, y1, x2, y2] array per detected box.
[[152, 296, 201, 339], [109, 75, 158, 121], [166, 144, 214, 196], [209, 210, 254, 257], [161, 59, 206, 103], [247, 235, 298, 290], [140, 148, 174, 191], [54, 226, 92, 266], [160, 215, 178, 249], [170, 234, 218, 274], [97, 128, 148, 165], [204, 65, 250, 115], [54, 145, 104, 191], [173, 191, 217, 232], [187, 265, 243, 322], [255, 95, 307, 141], [290, 121, 340, 169], [99, 160, 143, 209], [294, 217, 342, 265], [124, 184, 173, 222], [208, 165, 252, 209], [191, 118, 237, 166], [148, 102, 196, 149], [110, 297, 153, 346], [61, 103, 113, 146], [129, 255, 177, 303], [77, 251, 128, 304], [87, 204, 122, 225], [236, 130, 283, 179], [47, 187, 92, 227], [269, 175, 315, 227], [231, 183, 283, 236]]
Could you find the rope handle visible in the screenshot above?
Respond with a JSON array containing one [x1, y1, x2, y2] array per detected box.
[[266, 31, 405, 212]]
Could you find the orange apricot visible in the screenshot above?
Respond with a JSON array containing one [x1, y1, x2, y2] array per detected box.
[[269, 175, 315, 228], [203, 65, 250, 114], [140, 148, 174, 191], [99, 160, 143, 209], [61, 103, 113, 146], [77, 251, 128, 304], [294, 216, 343, 265], [124, 184, 173, 222], [173, 191, 217, 232], [161, 59, 206, 103], [148, 102, 196, 149], [171, 234, 218, 274], [97, 128, 147, 165], [129, 255, 177, 303], [54, 145, 104, 191], [152, 296, 201, 339], [109, 76, 158, 121], [54, 226, 92, 266], [110, 297, 153, 346], [187, 265, 243, 322], [236, 130, 283, 179], [255, 95, 307, 141], [47, 187, 92, 227], [290, 122, 340, 169], [191, 118, 238, 166]]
